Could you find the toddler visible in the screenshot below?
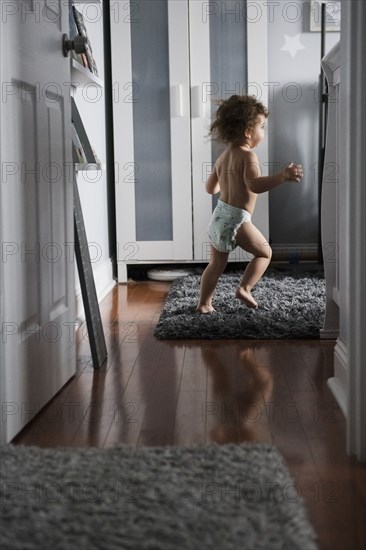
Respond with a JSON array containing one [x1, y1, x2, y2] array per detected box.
[[197, 95, 303, 312]]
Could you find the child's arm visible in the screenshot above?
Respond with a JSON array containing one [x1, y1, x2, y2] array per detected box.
[[205, 168, 220, 195], [244, 151, 302, 194]]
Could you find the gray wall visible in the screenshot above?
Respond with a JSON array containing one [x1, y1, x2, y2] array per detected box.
[[267, 0, 339, 248]]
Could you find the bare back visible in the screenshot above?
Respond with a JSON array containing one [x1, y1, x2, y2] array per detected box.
[[215, 146, 257, 214]]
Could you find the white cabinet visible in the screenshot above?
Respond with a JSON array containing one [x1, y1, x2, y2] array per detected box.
[[111, 0, 269, 282]]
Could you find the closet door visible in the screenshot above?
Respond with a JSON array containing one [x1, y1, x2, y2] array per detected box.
[[112, 0, 192, 281], [190, 0, 269, 261]]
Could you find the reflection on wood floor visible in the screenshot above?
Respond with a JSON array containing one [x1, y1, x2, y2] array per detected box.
[[13, 280, 366, 550]]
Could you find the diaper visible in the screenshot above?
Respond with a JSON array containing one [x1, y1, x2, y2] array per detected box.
[[207, 199, 251, 253]]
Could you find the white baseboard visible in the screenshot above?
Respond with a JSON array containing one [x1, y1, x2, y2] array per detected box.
[[76, 258, 116, 320], [327, 378, 347, 417], [328, 338, 348, 417], [117, 261, 128, 284]]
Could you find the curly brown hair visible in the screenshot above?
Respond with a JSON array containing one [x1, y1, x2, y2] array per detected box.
[[209, 95, 269, 145]]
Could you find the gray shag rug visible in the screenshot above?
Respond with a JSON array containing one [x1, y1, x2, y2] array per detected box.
[[155, 270, 325, 340], [0, 442, 318, 550]]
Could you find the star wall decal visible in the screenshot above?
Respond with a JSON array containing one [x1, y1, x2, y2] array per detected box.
[[281, 34, 306, 58]]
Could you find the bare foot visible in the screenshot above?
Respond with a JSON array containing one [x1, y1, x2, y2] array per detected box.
[[196, 304, 216, 313], [236, 287, 258, 309]]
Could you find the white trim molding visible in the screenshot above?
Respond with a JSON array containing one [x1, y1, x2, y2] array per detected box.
[[321, 41, 340, 340], [76, 258, 116, 321], [329, 338, 348, 416], [337, 0, 366, 462]]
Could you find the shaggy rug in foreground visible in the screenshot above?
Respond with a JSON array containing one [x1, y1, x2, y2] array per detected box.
[[0, 442, 318, 550], [154, 270, 325, 340]]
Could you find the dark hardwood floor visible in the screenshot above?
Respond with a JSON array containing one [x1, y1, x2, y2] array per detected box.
[[13, 280, 366, 550]]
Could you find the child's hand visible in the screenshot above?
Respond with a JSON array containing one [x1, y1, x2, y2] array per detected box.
[[283, 162, 303, 183]]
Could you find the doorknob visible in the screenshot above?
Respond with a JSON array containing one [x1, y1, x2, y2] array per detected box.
[[62, 34, 87, 57]]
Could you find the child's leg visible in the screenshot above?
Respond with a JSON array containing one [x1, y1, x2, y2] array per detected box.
[[197, 245, 229, 313], [234, 222, 272, 308]]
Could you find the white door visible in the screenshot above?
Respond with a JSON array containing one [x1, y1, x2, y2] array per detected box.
[[0, 0, 76, 443], [112, 0, 193, 281], [190, 0, 269, 262]]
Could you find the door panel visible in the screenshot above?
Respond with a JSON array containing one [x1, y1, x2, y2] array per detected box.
[[130, 0, 173, 242], [45, 93, 69, 318], [9, 85, 42, 328]]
